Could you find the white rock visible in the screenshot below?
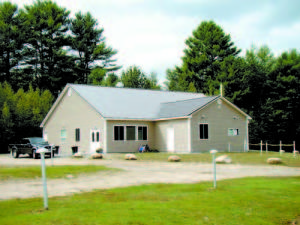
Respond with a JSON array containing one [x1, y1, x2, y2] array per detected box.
[[91, 153, 103, 159], [267, 158, 283, 164], [168, 155, 181, 162], [215, 155, 232, 164], [73, 152, 83, 158], [66, 174, 74, 179], [125, 154, 137, 160]]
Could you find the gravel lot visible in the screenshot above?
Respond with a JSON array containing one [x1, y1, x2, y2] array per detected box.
[[0, 154, 299, 200]]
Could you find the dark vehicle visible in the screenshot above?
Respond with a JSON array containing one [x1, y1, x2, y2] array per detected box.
[[8, 137, 54, 159]]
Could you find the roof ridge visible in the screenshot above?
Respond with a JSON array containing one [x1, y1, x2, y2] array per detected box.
[[160, 95, 219, 105], [68, 83, 205, 95]]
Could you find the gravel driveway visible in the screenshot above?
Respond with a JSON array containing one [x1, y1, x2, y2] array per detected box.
[[0, 154, 299, 200]]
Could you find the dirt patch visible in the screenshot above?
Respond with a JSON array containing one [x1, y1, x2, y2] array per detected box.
[[0, 154, 299, 200]]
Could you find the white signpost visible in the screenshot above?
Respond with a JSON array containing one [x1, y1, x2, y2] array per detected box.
[[37, 147, 49, 210], [210, 149, 218, 188]]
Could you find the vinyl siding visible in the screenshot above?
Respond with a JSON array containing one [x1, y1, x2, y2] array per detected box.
[[191, 99, 247, 152], [154, 119, 189, 152], [43, 88, 105, 155], [106, 120, 155, 153]]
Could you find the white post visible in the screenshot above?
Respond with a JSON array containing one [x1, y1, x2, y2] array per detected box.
[[228, 142, 231, 152], [280, 140, 282, 151], [37, 148, 49, 210], [266, 142, 268, 153], [210, 150, 218, 189], [260, 140, 263, 155], [51, 146, 54, 166], [293, 141, 296, 157], [280, 140, 282, 155]]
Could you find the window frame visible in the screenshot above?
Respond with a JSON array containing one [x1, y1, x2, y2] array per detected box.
[[90, 129, 100, 142], [126, 126, 136, 141], [75, 128, 80, 142], [228, 128, 239, 136], [199, 123, 209, 140], [61, 129, 67, 141], [113, 125, 148, 141], [113, 125, 125, 141], [138, 126, 148, 141]]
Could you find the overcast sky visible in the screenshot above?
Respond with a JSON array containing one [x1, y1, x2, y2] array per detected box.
[[9, 0, 300, 83]]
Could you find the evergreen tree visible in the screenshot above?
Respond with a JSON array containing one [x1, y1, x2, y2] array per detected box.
[[262, 49, 300, 144], [88, 67, 106, 85], [166, 20, 240, 94], [102, 73, 119, 87], [70, 11, 119, 84], [22, 0, 73, 94], [148, 72, 161, 90], [0, 82, 54, 151], [0, 2, 25, 85], [120, 66, 160, 89]]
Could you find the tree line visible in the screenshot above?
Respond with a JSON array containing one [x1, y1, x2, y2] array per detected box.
[[0, 0, 119, 95], [0, 0, 298, 151], [166, 21, 300, 146], [0, 82, 53, 149], [0, 0, 161, 151]]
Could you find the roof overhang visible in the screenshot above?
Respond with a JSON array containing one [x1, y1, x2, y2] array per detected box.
[[105, 116, 190, 121], [189, 96, 252, 120], [40, 84, 71, 127]]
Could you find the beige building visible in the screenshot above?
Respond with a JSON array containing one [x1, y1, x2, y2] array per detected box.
[[40, 84, 251, 155]]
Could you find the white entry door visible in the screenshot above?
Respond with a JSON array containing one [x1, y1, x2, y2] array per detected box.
[[167, 128, 174, 152], [90, 129, 101, 153]]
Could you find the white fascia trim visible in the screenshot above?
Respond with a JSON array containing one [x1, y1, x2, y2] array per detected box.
[[103, 119, 107, 153], [40, 84, 70, 127], [187, 117, 192, 152]]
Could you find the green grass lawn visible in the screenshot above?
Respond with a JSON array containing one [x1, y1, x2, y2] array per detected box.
[[0, 165, 118, 180], [0, 177, 299, 225], [123, 151, 300, 167]]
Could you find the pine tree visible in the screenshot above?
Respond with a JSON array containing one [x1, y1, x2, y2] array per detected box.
[[22, 0, 73, 94], [70, 11, 119, 84], [167, 20, 240, 94], [120, 66, 160, 89], [0, 2, 24, 85]]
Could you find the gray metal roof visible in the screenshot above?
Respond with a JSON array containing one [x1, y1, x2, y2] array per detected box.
[[70, 84, 212, 119], [158, 96, 219, 118]]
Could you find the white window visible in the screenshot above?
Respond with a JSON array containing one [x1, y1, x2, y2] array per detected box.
[[228, 128, 239, 136], [91, 130, 100, 142], [61, 129, 67, 140], [113, 125, 148, 141]]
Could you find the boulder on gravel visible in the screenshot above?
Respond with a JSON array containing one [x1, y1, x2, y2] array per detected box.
[[267, 158, 283, 164], [125, 154, 137, 160], [66, 174, 74, 179], [91, 153, 103, 159], [215, 155, 232, 164], [73, 152, 83, 158], [168, 155, 181, 162]]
